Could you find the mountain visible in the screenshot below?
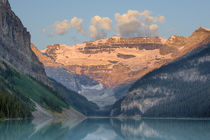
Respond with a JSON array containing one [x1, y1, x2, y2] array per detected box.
[[31, 44, 105, 115], [32, 44, 131, 107], [40, 29, 209, 88], [0, 59, 75, 118], [0, 0, 50, 86], [36, 27, 210, 107], [0, 0, 86, 119], [110, 29, 210, 117]]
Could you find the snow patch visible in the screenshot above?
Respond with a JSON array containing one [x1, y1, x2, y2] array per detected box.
[[81, 83, 104, 90]]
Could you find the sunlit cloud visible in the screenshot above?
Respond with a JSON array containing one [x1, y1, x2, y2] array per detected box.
[[115, 10, 165, 37], [71, 17, 85, 34], [42, 10, 165, 39], [89, 16, 112, 40], [43, 17, 85, 36], [54, 19, 71, 35]]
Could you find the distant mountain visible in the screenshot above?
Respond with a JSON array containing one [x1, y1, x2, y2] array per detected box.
[[0, 0, 85, 119], [32, 44, 106, 115], [110, 30, 210, 117], [35, 27, 210, 107], [40, 28, 209, 88], [32, 44, 131, 107]]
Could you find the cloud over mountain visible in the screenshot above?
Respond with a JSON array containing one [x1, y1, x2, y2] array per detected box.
[[89, 16, 112, 40], [71, 17, 85, 34], [54, 19, 71, 35], [43, 17, 85, 36], [43, 10, 165, 39], [115, 10, 165, 37]]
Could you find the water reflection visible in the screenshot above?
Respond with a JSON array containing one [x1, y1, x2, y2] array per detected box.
[[0, 118, 210, 140], [111, 119, 210, 140]]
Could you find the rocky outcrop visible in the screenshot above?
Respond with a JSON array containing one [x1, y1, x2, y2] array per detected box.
[[40, 28, 210, 89], [0, 0, 50, 86], [32, 27, 210, 107], [32, 44, 132, 107]]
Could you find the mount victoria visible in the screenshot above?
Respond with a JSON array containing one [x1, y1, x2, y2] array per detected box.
[[33, 28, 210, 106]]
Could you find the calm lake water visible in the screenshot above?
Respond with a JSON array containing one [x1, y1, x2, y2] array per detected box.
[[0, 118, 210, 140]]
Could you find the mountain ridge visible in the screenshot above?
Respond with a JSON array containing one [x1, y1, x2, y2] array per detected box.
[[0, 0, 50, 86], [40, 28, 210, 89], [32, 27, 210, 107], [0, 0, 86, 119], [110, 41, 210, 117]]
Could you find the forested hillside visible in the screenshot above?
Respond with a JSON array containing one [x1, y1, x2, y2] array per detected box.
[[0, 60, 69, 118], [111, 44, 210, 117]]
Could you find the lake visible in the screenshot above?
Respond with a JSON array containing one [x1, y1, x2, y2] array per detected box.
[[0, 118, 210, 140]]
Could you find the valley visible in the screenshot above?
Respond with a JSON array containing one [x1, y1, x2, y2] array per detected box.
[[33, 27, 210, 108], [0, 0, 210, 121]]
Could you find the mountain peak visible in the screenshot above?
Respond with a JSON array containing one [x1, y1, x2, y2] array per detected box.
[[195, 27, 210, 33]]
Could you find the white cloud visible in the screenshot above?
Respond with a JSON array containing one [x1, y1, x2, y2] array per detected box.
[[89, 16, 112, 40], [91, 16, 112, 30], [149, 24, 159, 37], [42, 10, 165, 39], [43, 17, 85, 36], [54, 19, 71, 35], [115, 10, 165, 37], [149, 24, 158, 31], [71, 17, 85, 34]]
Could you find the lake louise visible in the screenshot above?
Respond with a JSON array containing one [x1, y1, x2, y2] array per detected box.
[[0, 118, 210, 140], [0, 0, 210, 139]]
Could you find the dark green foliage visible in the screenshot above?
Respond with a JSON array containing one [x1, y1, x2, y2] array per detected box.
[[0, 60, 69, 118], [144, 84, 210, 117], [14, 74, 69, 112], [142, 45, 210, 117], [0, 93, 32, 118], [110, 98, 124, 116]]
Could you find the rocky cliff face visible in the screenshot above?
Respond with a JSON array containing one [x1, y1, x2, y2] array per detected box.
[[0, 0, 50, 86], [31, 44, 126, 107], [33, 27, 210, 107], [110, 32, 210, 117], [41, 37, 171, 88], [40, 28, 210, 89], [32, 43, 132, 107]]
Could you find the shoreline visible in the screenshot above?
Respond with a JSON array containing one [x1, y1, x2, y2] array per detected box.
[[1, 116, 210, 121], [87, 116, 210, 120]]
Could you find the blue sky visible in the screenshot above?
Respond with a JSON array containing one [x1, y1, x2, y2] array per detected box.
[[10, 0, 210, 50]]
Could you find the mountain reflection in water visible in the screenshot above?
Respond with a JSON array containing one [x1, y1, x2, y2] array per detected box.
[[0, 118, 210, 140]]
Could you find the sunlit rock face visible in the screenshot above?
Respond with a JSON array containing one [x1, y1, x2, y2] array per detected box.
[[40, 37, 172, 88], [40, 28, 209, 89], [32, 28, 210, 107], [0, 1, 50, 86], [110, 28, 210, 117], [32, 44, 128, 107]]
